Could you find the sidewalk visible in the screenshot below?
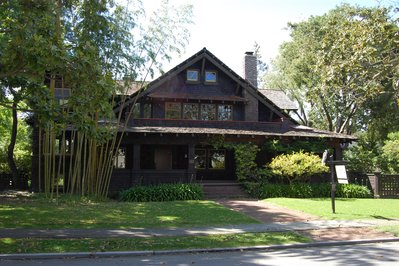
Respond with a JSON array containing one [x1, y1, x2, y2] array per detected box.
[[1, 219, 399, 239]]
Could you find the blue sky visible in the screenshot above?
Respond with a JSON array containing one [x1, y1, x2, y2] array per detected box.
[[144, 0, 389, 76]]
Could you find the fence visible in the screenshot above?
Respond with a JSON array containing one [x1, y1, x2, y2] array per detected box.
[[366, 173, 399, 198]]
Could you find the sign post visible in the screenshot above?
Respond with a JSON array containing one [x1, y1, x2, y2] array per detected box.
[[322, 150, 348, 214]]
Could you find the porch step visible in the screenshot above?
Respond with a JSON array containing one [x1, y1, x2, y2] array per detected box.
[[201, 181, 249, 199]]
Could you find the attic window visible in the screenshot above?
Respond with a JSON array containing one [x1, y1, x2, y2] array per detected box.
[[205, 71, 217, 83], [187, 70, 199, 82]]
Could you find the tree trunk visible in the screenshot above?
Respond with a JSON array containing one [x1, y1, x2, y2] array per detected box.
[[7, 100, 21, 189]]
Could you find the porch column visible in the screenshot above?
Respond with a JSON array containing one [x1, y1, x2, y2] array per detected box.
[[187, 143, 196, 182], [132, 144, 140, 184]]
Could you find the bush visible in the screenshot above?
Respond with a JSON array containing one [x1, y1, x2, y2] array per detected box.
[[119, 183, 203, 202], [268, 151, 329, 184], [243, 182, 371, 198], [336, 183, 372, 198]]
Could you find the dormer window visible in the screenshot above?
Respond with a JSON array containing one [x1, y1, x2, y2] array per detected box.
[[205, 71, 217, 83], [187, 70, 199, 82]]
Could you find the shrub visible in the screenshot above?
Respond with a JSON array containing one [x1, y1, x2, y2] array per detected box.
[[243, 182, 371, 198], [268, 151, 329, 184], [119, 183, 203, 202], [336, 183, 372, 198]]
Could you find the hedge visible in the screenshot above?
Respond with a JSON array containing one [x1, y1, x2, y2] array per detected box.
[[119, 183, 203, 202], [243, 182, 372, 199]]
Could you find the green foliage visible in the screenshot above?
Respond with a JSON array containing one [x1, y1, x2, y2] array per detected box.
[[231, 143, 260, 181], [345, 131, 399, 174], [268, 151, 328, 183], [0, 106, 31, 176], [264, 4, 399, 134], [380, 132, 399, 173], [243, 182, 371, 198], [344, 132, 381, 173], [210, 137, 262, 182], [336, 184, 372, 198], [119, 183, 203, 202]]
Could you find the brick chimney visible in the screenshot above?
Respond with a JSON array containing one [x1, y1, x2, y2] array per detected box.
[[243, 51, 258, 88]]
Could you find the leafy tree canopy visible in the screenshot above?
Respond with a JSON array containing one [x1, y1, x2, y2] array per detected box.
[[264, 4, 399, 135]]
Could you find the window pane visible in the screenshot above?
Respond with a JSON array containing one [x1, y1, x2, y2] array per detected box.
[[200, 104, 216, 120], [209, 150, 225, 169], [183, 103, 199, 120], [194, 149, 206, 169], [133, 103, 140, 118], [187, 70, 199, 81], [143, 103, 151, 118], [114, 148, 126, 168], [218, 105, 232, 120], [205, 71, 217, 82], [165, 102, 181, 119]]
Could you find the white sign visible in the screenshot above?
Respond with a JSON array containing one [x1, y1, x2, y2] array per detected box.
[[335, 165, 349, 184]]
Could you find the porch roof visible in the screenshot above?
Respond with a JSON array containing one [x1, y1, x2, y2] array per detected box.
[[123, 124, 356, 141]]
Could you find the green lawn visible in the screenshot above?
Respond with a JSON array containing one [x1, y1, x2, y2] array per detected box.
[[377, 226, 399, 237], [0, 232, 310, 254], [265, 198, 399, 220], [0, 197, 259, 229]]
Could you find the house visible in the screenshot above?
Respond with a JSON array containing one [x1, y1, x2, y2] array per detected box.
[[105, 48, 355, 191]]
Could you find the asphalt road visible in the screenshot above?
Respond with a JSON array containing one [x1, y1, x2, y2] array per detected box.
[[1, 242, 399, 266]]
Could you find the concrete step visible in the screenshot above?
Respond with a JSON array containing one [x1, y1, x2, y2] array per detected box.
[[201, 181, 249, 199]]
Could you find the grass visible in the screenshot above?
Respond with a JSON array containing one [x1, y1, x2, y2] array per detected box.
[[0, 232, 310, 254], [377, 226, 399, 237], [0, 195, 259, 229], [265, 198, 399, 220]]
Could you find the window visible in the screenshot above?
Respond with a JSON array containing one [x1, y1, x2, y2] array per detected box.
[[200, 104, 216, 120], [195, 148, 226, 170], [114, 148, 126, 168], [165, 102, 181, 119], [132, 103, 140, 118], [218, 105, 232, 120], [205, 71, 217, 83], [143, 103, 152, 118], [187, 70, 199, 82], [194, 149, 207, 169], [183, 103, 199, 120], [209, 150, 225, 169]]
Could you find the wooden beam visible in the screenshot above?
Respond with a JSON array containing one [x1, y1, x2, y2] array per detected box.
[[201, 58, 206, 79]]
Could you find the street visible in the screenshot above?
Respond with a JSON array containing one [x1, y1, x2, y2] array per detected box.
[[1, 241, 399, 266]]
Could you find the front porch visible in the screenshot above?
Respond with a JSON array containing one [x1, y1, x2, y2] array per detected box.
[[109, 133, 236, 191]]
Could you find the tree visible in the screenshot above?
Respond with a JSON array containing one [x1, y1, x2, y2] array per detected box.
[[253, 42, 268, 88], [381, 132, 399, 173], [0, 0, 59, 188], [1, 0, 193, 196], [264, 4, 399, 135], [268, 151, 329, 184]]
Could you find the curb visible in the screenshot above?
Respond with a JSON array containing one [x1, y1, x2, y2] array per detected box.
[[1, 237, 399, 260]]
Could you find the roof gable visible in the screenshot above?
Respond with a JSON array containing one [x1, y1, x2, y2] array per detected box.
[[115, 48, 295, 123]]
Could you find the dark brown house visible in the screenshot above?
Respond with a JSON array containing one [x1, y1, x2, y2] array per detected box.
[[108, 48, 355, 191]]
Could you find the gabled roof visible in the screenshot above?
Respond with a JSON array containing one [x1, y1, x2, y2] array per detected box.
[[258, 89, 297, 111], [114, 48, 293, 122]]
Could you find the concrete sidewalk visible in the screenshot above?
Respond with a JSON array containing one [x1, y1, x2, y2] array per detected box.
[[1, 219, 399, 239]]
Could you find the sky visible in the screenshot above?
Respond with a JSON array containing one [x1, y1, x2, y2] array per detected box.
[[143, 0, 388, 77]]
